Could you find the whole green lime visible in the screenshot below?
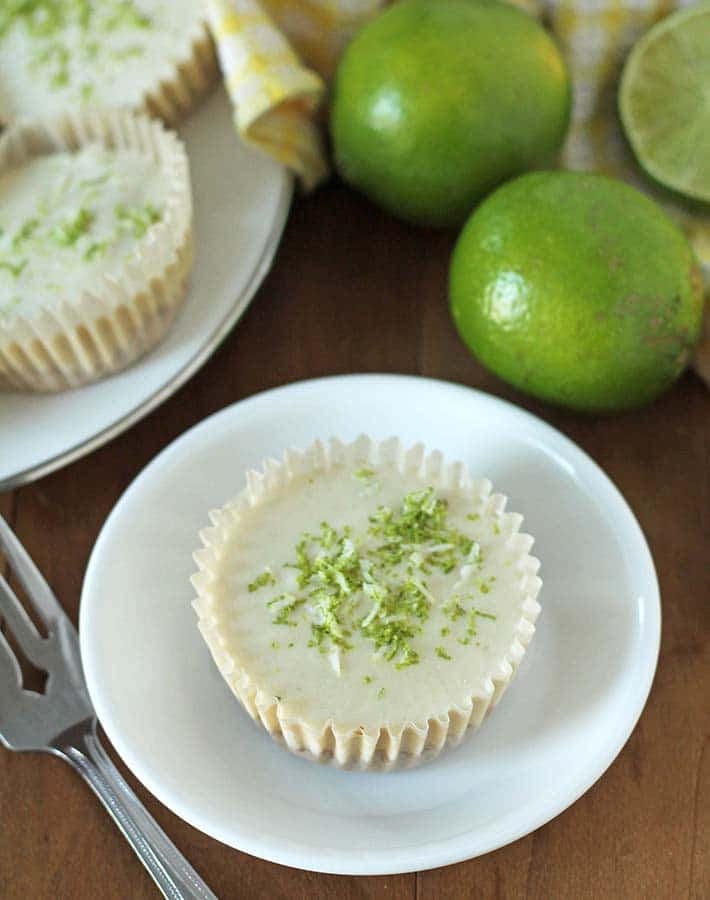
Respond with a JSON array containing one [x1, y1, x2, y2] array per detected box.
[[329, 0, 571, 228], [449, 171, 704, 412]]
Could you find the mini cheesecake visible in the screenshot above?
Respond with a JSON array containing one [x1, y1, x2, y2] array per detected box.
[[0, 146, 169, 320], [192, 436, 542, 771], [0, 0, 216, 125], [0, 110, 192, 392]]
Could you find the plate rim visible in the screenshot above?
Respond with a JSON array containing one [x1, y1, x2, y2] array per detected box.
[[0, 169, 293, 493], [80, 373, 662, 875]]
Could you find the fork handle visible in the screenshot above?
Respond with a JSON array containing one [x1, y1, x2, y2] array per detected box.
[[57, 723, 217, 900]]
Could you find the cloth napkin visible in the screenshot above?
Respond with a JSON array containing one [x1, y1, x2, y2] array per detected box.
[[205, 0, 710, 382]]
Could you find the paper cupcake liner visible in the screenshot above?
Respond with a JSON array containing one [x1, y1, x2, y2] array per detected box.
[[0, 110, 193, 393], [143, 20, 219, 126], [192, 436, 542, 772]]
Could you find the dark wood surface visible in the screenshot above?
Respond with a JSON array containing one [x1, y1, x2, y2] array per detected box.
[[1, 180, 708, 899]]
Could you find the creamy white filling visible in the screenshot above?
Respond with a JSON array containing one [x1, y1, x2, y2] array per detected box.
[[0, 0, 205, 120], [211, 464, 531, 729], [0, 145, 169, 321]]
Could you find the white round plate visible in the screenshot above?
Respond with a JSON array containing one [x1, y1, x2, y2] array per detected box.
[[80, 375, 660, 875], [0, 89, 292, 491]]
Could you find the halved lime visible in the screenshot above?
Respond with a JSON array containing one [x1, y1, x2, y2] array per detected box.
[[619, 3, 710, 203]]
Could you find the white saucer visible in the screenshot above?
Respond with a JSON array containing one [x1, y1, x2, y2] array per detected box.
[[79, 375, 660, 875], [0, 89, 292, 491]]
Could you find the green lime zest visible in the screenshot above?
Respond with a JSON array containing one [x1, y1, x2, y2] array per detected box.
[[78, 172, 110, 190], [84, 240, 108, 261], [270, 595, 306, 627], [104, 1, 152, 30], [353, 467, 377, 486], [12, 218, 40, 250], [260, 482, 484, 671], [474, 608, 496, 621], [0, 259, 28, 278], [248, 569, 276, 592], [115, 203, 161, 239], [435, 646, 452, 660], [51, 207, 94, 246], [442, 600, 466, 621]]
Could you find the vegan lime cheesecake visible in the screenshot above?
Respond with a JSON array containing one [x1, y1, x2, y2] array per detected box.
[[0, 110, 192, 391], [192, 436, 542, 770], [0, 0, 217, 125]]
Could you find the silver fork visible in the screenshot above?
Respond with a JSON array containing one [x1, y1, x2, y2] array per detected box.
[[0, 515, 217, 900]]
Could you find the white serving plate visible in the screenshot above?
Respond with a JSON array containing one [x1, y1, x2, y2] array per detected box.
[[0, 89, 292, 491], [80, 374, 660, 875]]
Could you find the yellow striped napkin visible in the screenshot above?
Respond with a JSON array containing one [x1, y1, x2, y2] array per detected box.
[[205, 0, 709, 382]]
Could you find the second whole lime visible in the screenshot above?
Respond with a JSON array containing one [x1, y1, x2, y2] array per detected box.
[[449, 171, 704, 412], [329, 0, 571, 227]]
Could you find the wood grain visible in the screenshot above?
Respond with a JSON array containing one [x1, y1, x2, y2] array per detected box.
[[0, 181, 708, 899]]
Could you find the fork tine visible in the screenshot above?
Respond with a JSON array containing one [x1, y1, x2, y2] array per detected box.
[[0, 515, 68, 632], [0, 575, 49, 668], [0, 628, 22, 689]]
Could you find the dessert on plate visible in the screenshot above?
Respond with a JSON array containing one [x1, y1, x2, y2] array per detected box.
[[0, 0, 217, 125], [0, 109, 193, 392], [192, 436, 542, 770]]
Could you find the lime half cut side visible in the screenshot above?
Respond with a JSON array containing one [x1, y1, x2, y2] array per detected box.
[[619, 2, 710, 203]]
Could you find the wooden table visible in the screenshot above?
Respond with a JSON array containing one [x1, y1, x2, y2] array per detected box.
[[1, 180, 708, 899]]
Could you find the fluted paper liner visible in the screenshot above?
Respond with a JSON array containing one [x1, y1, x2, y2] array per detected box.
[[0, 110, 193, 392], [192, 436, 542, 771], [142, 19, 218, 126]]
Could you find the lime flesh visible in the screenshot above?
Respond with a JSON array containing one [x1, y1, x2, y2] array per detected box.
[[619, 3, 710, 203]]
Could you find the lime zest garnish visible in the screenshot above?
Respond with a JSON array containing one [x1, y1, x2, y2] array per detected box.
[[115, 203, 161, 239], [442, 600, 466, 621], [435, 646, 452, 661], [248, 568, 276, 592], [84, 240, 108, 261], [271, 596, 305, 627], [78, 172, 110, 190], [261, 486, 487, 669], [51, 207, 94, 246], [12, 217, 40, 249], [473, 608, 496, 621], [0, 259, 28, 278]]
